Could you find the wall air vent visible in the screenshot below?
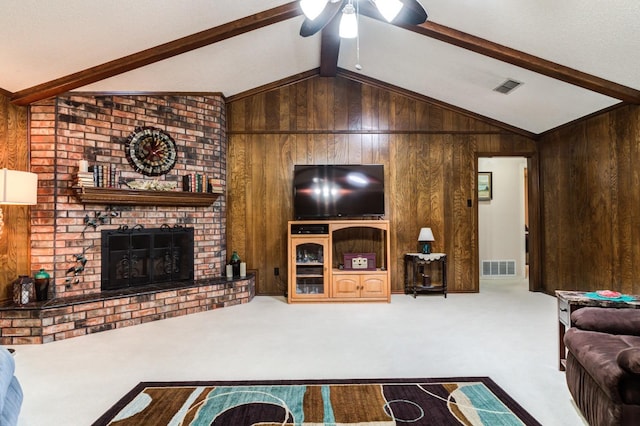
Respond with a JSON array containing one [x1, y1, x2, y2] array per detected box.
[[494, 79, 523, 94], [482, 260, 517, 277]]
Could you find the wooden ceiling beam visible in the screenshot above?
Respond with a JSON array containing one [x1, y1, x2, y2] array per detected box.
[[319, 13, 342, 77], [10, 2, 303, 106], [405, 21, 640, 103]]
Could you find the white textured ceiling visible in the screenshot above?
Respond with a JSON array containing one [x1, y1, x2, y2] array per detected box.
[[1, 0, 638, 135]]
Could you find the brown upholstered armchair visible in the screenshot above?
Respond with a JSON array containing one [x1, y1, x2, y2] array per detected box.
[[564, 307, 640, 425]]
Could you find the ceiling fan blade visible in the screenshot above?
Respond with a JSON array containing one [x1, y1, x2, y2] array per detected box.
[[396, 0, 428, 25], [300, 0, 344, 37], [357, 1, 383, 20]]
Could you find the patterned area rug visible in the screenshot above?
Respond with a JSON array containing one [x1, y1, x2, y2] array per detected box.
[[93, 377, 541, 425]]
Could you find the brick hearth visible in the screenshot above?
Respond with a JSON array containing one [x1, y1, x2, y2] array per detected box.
[[0, 276, 254, 345]]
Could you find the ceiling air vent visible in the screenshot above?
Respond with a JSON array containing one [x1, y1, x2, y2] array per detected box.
[[494, 79, 523, 94]]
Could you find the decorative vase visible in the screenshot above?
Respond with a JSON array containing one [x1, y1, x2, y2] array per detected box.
[[34, 268, 51, 301], [230, 251, 241, 278]]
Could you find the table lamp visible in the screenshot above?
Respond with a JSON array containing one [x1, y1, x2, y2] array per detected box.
[[0, 168, 38, 237], [418, 227, 434, 254]]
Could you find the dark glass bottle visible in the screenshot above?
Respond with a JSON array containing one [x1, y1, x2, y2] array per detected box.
[[230, 251, 241, 278]]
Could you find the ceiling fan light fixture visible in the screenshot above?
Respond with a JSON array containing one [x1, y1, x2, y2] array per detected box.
[[374, 0, 403, 22], [339, 2, 358, 38], [300, 0, 328, 21]]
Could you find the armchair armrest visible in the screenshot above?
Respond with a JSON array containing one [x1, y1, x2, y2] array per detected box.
[[571, 307, 640, 336], [618, 347, 640, 375]]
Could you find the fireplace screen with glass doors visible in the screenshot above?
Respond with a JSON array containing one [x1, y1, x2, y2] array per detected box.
[[101, 226, 194, 291]]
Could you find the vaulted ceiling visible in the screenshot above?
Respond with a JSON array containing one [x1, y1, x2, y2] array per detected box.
[[1, 0, 639, 137]]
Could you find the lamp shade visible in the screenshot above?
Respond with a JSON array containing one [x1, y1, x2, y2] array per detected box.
[[300, 0, 328, 21], [0, 168, 38, 205], [418, 227, 434, 242], [374, 0, 403, 22], [339, 3, 358, 38]]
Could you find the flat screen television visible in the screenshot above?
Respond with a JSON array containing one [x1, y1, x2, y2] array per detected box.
[[293, 164, 385, 219]]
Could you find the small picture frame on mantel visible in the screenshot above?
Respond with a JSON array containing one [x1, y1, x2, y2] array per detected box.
[[478, 172, 493, 201]]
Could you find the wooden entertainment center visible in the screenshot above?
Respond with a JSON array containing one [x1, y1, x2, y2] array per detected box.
[[287, 220, 390, 303]]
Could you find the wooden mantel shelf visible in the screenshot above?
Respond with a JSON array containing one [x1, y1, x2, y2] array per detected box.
[[73, 186, 222, 207]]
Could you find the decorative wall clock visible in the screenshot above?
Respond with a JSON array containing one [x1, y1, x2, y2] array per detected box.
[[124, 126, 178, 176]]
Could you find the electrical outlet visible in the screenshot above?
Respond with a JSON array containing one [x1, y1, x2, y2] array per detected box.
[[274, 267, 280, 276]]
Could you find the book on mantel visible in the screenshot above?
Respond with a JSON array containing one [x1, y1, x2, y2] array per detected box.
[[182, 173, 222, 193]]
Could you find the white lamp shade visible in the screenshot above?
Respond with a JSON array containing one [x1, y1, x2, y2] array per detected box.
[[418, 227, 435, 242], [374, 0, 403, 22], [339, 3, 358, 38], [0, 168, 38, 205], [300, 0, 328, 21]]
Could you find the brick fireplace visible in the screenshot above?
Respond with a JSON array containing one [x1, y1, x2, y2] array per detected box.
[[0, 93, 255, 345]]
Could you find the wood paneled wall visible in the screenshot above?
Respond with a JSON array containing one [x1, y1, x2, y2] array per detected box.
[[227, 76, 536, 295], [0, 94, 30, 303], [539, 104, 640, 294]]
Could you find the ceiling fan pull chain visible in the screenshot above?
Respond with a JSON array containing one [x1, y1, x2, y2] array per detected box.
[[355, 0, 362, 70]]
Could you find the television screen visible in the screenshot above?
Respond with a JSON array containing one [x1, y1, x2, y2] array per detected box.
[[293, 165, 385, 219]]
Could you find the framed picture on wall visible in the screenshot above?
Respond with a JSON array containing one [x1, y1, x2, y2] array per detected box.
[[478, 172, 493, 201]]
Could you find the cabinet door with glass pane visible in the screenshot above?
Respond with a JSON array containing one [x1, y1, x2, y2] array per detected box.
[[288, 236, 329, 302]]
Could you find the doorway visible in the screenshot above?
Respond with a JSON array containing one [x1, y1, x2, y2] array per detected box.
[[477, 157, 529, 289]]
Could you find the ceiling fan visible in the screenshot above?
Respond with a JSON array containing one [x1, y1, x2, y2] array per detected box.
[[299, 0, 428, 38]]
